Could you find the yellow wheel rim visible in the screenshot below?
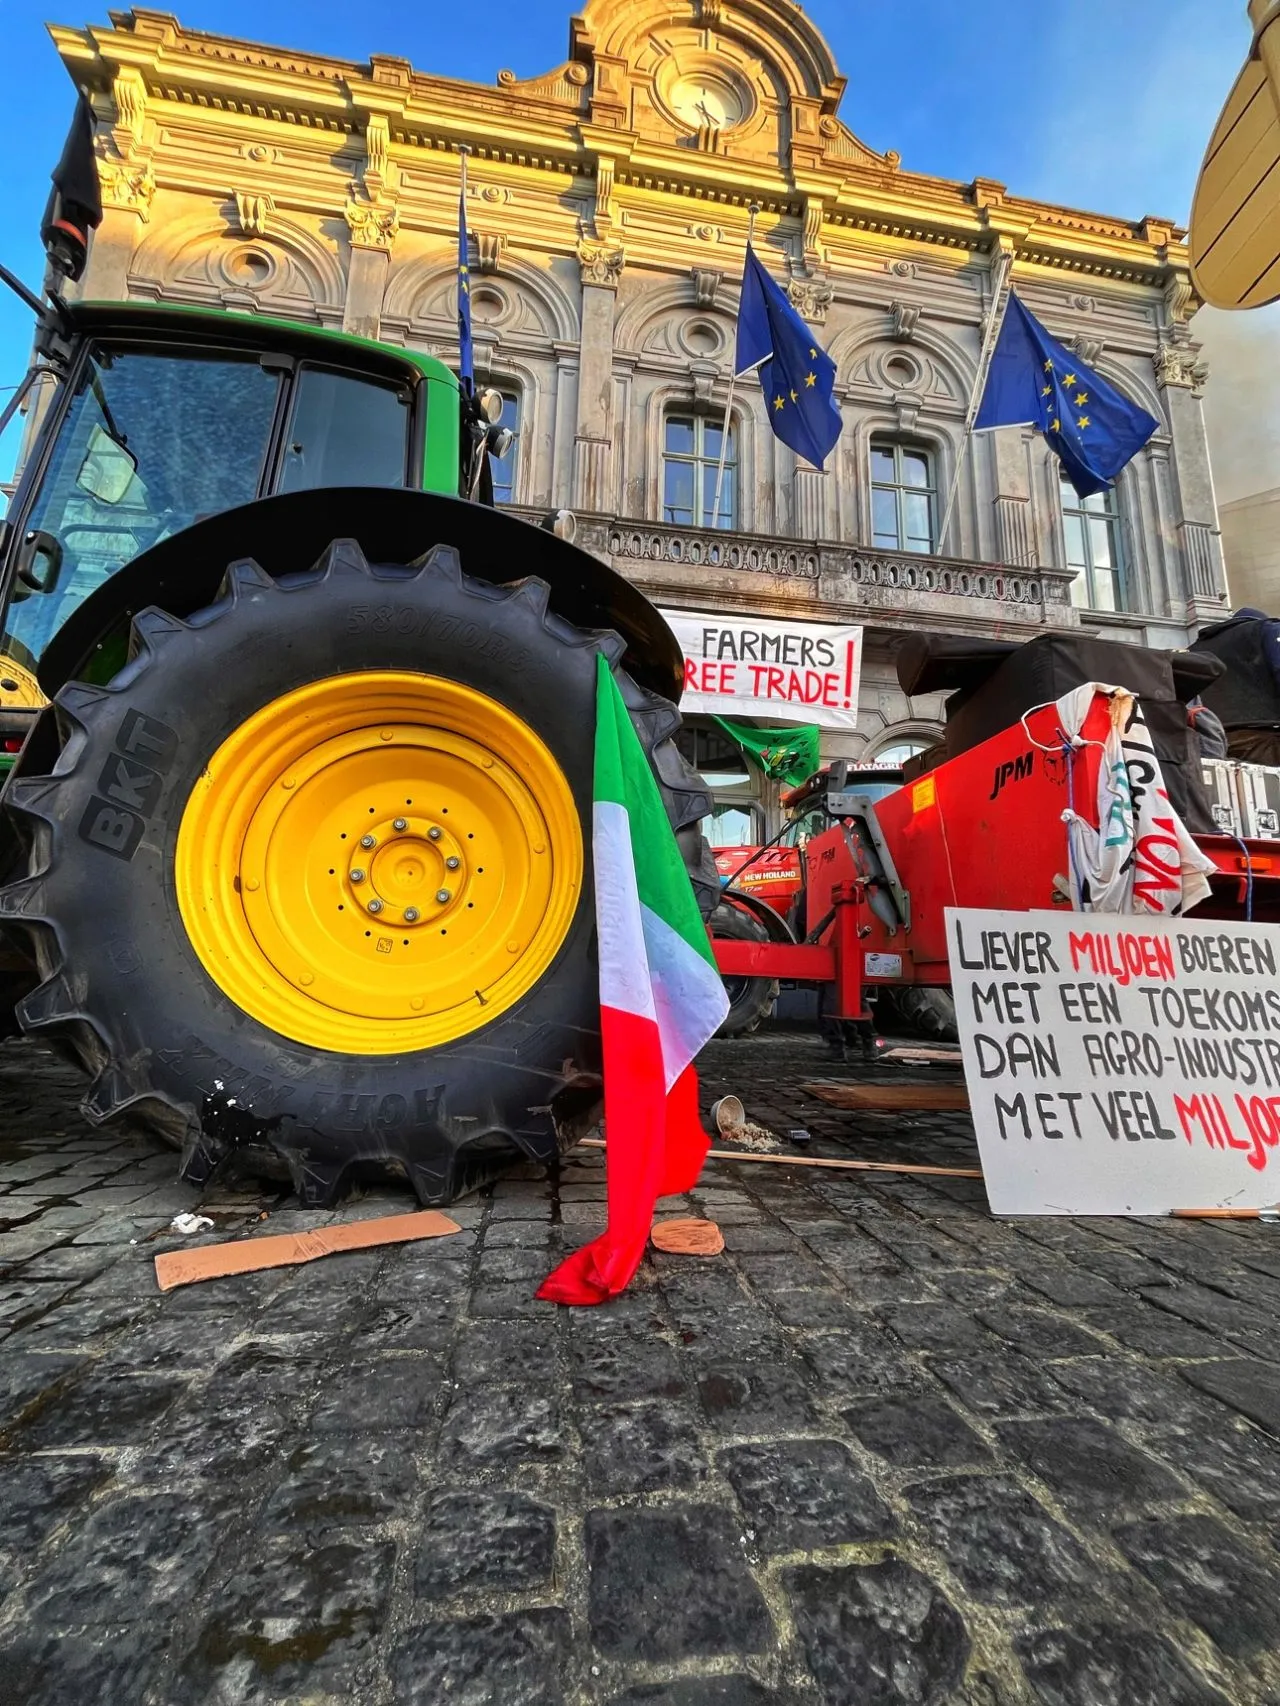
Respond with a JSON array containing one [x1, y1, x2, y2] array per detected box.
[[175, 671, 582, 1054]]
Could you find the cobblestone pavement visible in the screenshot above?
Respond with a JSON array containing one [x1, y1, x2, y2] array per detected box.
[[2, 1030, 1280, 1706]]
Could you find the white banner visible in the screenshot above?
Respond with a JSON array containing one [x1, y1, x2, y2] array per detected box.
[[946, 907, 1280, 1214], [659, 609, 863, 730]]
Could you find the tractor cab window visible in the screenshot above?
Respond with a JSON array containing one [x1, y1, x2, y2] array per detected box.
[[278, 367, 410, 493], [3, 346, 278, 675]]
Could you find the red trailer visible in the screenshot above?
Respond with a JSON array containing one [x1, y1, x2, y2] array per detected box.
[[710, 691, 1280, 1024]]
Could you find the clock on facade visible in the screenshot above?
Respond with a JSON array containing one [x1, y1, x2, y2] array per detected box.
[[667, 72, 746, 131]]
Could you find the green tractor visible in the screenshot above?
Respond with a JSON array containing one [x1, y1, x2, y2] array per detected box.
[[0, 120, 714, 1206]]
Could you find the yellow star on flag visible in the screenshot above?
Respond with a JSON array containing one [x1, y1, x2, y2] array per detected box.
[[809, 347, 817, 359], [1041, 385, 1052, 397], [1064, 373, 1077, 387], [1044, 359, 1054, 371], [1050, 417, 1061, 432], [1077, 415, 1090, 429], [805, 372, 817, 388], [1075, 392, 1088, 406], [773, 394, 786, 411], [789, 389, 798, 404]]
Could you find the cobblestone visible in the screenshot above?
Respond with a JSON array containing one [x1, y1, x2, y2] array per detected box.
[[2, 1032, 1280, 1703]]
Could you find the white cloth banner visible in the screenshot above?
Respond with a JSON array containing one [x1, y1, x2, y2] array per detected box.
[[660, 609, 863, 730], [1050, 683, 1216, 917]]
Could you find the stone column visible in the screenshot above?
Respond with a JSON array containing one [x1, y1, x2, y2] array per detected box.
[[342, 200, 398, 341], [78, 165, 156, 300], [794, 466, 827, 540], [990, 429, 1038, 567], [1156, 346, 1227, 620], [573, 240, 623, 512]]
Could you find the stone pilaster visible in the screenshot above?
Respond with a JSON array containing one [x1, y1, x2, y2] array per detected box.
[[994, 495, 1036, 568], [1156, 354, 1228, 619], [573, 240, 623, 511], [794, 467, 828, 540], [989, 430, 1039, 567]]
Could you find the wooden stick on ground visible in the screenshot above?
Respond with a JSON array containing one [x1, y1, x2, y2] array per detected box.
[[1170, 1207, 1278, 1221], [577, 1137, 982, 1181]]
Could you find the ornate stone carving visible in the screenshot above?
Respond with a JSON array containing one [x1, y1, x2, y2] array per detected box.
[[594, 156, 615, 232], [480, 184, 512, 205], [1154, 344, 1208, 393], [344, 196, 399, 251], [234, 190, 274, 237], [1163, 268, 1196, 329], [803, 198, 825, 265], [577, 239, 624, 288], [1070, 333, 1103, 367], [887, 258, 914, 278], [1180, 520, 1223, 602], [695, 0, 723, 24], [786, 277, 833, 324], [365, 113, 389, 181], [891, 301, 920, 342], [691, 369, 716, 407], [476, 232, 504, 274], [98, 159, 156, 218], [692, 268, 722, 309], [112, 69, 148, 149], [689, 223, 723, 243]]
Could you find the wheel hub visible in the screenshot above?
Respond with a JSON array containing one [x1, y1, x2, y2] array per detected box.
[[356, 814, 465, 927], [175, 671, 582, 1054]]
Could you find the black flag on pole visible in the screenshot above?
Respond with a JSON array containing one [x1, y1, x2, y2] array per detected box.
[[41, 92, 103, 283]]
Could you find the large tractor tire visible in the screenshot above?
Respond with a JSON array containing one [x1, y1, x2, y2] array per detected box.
[[875, 983, 959, 1043], [711, 901, 779, 1038], [0, 540, 715, 1205]]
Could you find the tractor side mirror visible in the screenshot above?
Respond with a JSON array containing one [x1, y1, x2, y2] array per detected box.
[[75, 425, 138, 505]]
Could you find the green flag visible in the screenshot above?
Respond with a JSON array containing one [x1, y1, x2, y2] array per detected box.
[[714, 718, 821, 788]]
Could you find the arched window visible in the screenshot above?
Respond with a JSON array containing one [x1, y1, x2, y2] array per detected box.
[[1059, 475, 1125, 610], [870, 438, 936, 553], [663, 413, 737, 530], [869, 737, 933, 767], [489, 390, 521, 506]]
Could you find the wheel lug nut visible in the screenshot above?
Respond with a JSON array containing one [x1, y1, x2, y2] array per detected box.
[[393, 818, 408, 832], [428, 826, 442, 841], [445, 855, 460, 870], [360, 833, 376, 849], [350, 868, 366, 883], [436, 888, 452, 904], [367, 898, 383, 914], [404, 907, 420, 923]]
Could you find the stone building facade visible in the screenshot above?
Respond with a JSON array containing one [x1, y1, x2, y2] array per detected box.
[[51, 2, 1227, 832]]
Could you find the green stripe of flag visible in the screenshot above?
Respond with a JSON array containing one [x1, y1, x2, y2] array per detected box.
[[594, 654, 717, 970]]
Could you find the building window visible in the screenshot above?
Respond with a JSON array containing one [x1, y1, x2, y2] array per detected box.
[[675, 721, 761, 845], [1060, 476, 1124, 610], [870, 439, 936, 553], [870, 737, 933, 767], [663, 413, 736, 530], [489, 391, 520, 505]]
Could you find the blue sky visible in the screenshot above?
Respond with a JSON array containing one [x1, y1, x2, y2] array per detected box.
[[0, 0, 1256, 479]]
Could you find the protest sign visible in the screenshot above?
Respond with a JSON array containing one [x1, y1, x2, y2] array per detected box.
[[659, 609, 862, 730], [946, 907, 1280, 1214]]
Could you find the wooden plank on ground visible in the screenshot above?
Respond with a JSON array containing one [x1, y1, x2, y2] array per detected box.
[[155, 1209, 461, 1291], [803, 1081, 971, 1111]]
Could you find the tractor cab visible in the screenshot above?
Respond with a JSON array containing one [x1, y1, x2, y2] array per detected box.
[[0, 303, 460, 716]]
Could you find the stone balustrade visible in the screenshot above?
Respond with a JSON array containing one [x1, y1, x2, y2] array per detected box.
[[512, 509, 1081, 638]]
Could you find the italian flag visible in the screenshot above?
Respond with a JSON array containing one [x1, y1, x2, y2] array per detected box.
[[538, 655, 729, 1306]]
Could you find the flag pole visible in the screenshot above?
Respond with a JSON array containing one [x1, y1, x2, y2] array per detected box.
[[936, 244, 1014, 556], [709, 201, 760, 532]]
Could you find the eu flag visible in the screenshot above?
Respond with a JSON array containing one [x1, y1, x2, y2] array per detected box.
[[975, 292, 1157, 498], [457, 190, 474, 397], [735, 244, 841, 468]]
